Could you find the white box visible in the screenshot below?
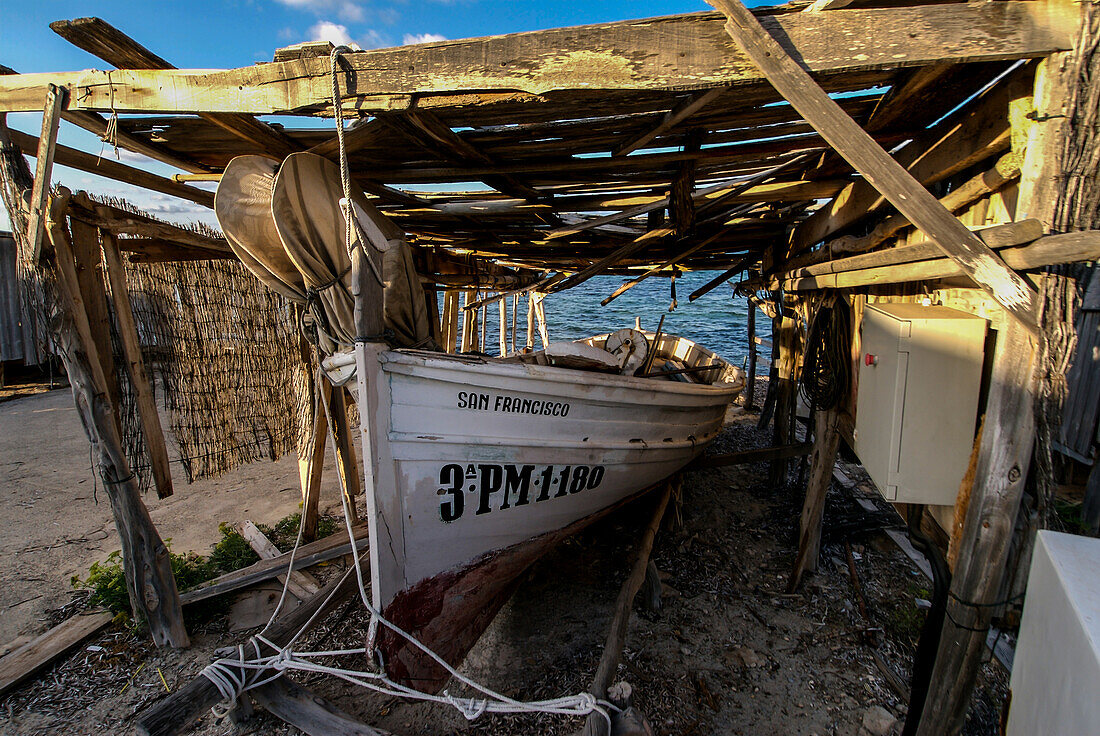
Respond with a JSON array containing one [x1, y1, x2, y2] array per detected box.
[[1008, 531, 1100, 736], [854, 303, 987, 505]]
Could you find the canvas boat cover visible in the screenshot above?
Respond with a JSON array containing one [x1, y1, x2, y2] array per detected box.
[[215, 152, 433, 354]]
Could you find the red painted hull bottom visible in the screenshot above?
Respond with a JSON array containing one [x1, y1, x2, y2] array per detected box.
[[378, 489, 652, 693]]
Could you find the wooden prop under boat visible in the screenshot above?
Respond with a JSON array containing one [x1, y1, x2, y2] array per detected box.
[[332, 333, 744, 692]]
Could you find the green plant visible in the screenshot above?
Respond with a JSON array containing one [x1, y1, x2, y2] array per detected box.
[[208, 522, 261, 572], [71, 550, 130, 614], [71, 544, 224, 624]]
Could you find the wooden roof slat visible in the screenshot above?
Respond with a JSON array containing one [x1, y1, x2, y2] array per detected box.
[[614, 87, 728, 157], [7, 127, 215, 208], [50, 17, 300, 158], [1, 3, 1076, 115]]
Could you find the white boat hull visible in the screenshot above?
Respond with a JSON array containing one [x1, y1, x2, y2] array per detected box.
[[350, 337, 742, 688]]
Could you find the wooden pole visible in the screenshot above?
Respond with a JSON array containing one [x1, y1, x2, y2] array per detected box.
[[745, 301, 757, 409], [580, 481, 673, 736], [915, 320, 1036, 735], [299, 383, 328, 543], [498, 296, 507, 355], [769, 305, 799, 484], [100, 230, 174, 499], [330, 386, 360, 524], [789, 407, 842, 590], [525, 293, 536, 350], [708, 0, 1039, 333], [24, 84, 66, 262], [46, 190, 188, 648]]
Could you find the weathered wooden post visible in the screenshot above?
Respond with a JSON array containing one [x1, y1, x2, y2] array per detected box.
[[745, 300, 757, 409], [47, 191, 189, 647], [0, 120, 187, 646]]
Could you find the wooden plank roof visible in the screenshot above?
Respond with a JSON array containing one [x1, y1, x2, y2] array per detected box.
[[0, 0, 1082, 284]]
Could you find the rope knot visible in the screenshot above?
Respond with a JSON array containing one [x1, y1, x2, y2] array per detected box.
[[443, 691, 489, 720]]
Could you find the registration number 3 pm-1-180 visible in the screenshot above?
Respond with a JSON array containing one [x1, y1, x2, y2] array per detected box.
[[437, 463, 606, 522]]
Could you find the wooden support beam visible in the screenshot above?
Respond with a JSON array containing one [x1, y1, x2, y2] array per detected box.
[[811, 153, 1021, 265], [101, 230, 174, 499], [781, 231, 1100, 292], [602, 234, 720, 306], [68, 199, 232, 254], [0, 609, 113, 697], [138, 552, 371, 736], [580, 481, 673, 736], [299, 386, 327, 543], [787, 219, 1044, 281], [614, 87, 727, 157], [915, 320, 1036, 736], [7, 127, 215, 208], [546, 166, 815, 240], [380, 107, 546, 203], [50, 17, 300, 158], [24, 84, 65, 261], [687, 254, 753, 302], [790, 68, 1026, 257], [46, 189, 188, 648], [790, 408, 842, 590], [710, 0, 1039, 332], [250, 677, 392, 736], [2, 3, 1077, 114], [768, 306, 799, 485], [330, 386, 360, 524], [550, 227, 674, 293], [68, 207, 123, 427]]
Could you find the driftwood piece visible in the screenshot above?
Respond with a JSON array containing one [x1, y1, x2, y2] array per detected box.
[[710, 0, 1039, 331], [250, 677, 392, 736], [0, 610, 112, 697], [179, 523, 368, 605], [580, 482, 673, 736], [239, 520, 322, 599], [138, 552, 370, 736], [101, 230, 174, 499]]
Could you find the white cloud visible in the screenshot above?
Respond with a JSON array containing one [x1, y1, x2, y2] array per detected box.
[[359, 30, 390, 49], [309, 20, 353, 46], [402, 33, 446, 45], [275, 0, 364, 23]]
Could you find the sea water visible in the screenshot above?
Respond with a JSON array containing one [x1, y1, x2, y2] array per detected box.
[[477, 271, 758, 369]]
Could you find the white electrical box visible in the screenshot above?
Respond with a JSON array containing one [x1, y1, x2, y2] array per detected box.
[[854, 303, 987, 505]]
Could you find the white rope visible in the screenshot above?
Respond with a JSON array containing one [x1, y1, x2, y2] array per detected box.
[[199, 366, 614, 728], [199, 56, 616, 729]]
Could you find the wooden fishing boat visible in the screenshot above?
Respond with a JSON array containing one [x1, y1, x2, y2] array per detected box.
[[327, 332, 744, 691], [216, 150, 744, 691]]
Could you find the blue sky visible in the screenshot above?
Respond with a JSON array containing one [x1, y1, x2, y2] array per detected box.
[[1, 0, 777, 231]]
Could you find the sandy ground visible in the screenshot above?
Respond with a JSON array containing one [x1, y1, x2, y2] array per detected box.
[[0, 385, 346, 646], [0, 382, 1007, 736]]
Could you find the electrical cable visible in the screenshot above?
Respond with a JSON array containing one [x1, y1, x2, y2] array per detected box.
[[799, 298, 851, 411]]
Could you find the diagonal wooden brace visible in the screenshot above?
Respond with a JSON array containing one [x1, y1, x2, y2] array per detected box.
[[708, 0, 1040, 333]]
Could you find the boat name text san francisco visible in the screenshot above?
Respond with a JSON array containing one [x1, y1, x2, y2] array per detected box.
[[457, 391, 570, 417], [438, 463, 605, 522]]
